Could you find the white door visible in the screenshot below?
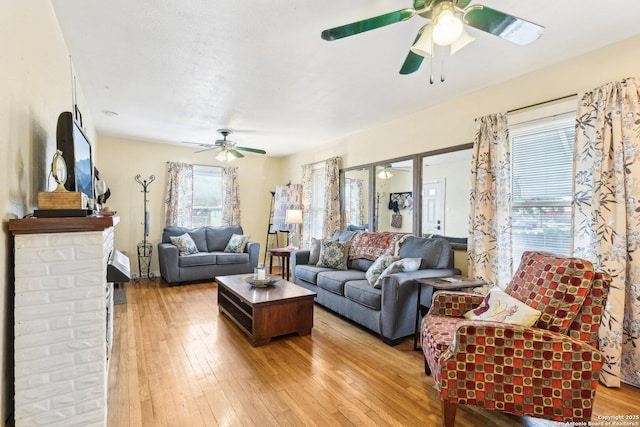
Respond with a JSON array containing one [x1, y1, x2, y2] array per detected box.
[[422, 179, 445, 235]]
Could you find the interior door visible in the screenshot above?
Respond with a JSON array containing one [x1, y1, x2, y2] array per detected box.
[[422, 179, 445, 235]]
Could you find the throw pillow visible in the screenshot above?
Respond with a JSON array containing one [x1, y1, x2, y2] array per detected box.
[[373, 257, 421, 289], [224, 234, 250, 253], [169, 233, 199, 256], [464, 287, 542, 327], [316, 240, 349, 270], [308, 237, 323, 265], [365, 253, 397, 287]]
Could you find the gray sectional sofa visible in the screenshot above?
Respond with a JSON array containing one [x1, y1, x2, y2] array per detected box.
[[158, 225, 259, 285], [291, 231, 459, 345]]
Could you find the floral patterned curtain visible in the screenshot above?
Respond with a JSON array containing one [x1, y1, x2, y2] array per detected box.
[[164, 161, 193, 227], [468, 113, 513, 288], [572, 77, 640, 388], [221, 166, 241, 226], [323, 156, 341, 239], [300, 164, 313, 248]]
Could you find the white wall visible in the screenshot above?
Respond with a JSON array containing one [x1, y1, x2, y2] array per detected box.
[[281, 35, 640, 181], [1, 1, 95, 422], [96, 136, 285, 274]]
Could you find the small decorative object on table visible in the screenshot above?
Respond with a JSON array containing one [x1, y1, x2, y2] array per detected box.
[[245, 274, 278, 288]]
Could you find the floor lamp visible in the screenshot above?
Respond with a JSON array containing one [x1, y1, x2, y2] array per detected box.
[[285, 209, 303, 248]]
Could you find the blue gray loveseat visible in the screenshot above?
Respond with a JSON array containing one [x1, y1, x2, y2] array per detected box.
[[291, 231, 459, 345], [158, 225, 259, 285]]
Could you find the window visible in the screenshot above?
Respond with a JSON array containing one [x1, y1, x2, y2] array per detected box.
[[510, 109, 575, 262], [310, 165, 325, 239], [192, 165, 223, 227]]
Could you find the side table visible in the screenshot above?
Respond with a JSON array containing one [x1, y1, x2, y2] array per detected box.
[[413, 275, 487, 350], [268, 247, 297, 281]]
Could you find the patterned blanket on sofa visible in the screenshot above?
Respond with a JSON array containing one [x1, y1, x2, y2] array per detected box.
[[347, 231, 412, 261]]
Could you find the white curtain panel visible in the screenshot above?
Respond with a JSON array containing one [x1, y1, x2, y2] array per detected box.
[[572, 77, 640, 388], [164, 161, 193, 227], [221, 166, 241, 226], [468, 113, 513, 289]]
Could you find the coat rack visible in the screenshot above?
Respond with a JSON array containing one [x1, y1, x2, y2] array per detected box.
[[135, 174, 155, 281]]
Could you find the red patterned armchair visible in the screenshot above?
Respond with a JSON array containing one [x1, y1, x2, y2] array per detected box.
[[420, 251, 611, 426]]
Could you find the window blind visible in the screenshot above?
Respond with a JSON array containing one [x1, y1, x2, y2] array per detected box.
[[510, 112, 575, 261]]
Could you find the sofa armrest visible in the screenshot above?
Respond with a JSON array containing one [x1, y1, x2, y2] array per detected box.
[[377, 268, 456, 342], [291, 250, 310, 283], [428, 291, 485, 317], [245, 241, 260, 269], [157, 242, 180, 283]]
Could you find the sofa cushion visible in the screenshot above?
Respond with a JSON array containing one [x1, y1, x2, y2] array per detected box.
[[308, 237, 323, 265], [224, 234, 250, 253], [163, 226, 208, 252], [348, 258, 375, 272], [295, 264, 334, 284], [206, 225, 244, 251], [170, 233, 199, 256], [365, 254, 397, 286], [504, 251, 595, 334], [215, 252, 249, 265], [317, 270, 366, 295], [178, 252, 216, 267], [398, 237, 451, 269], [464, 287, 542, 327], [374, 258, 421, 289], [317, 240, 349, 270], [345, 280, 382, 310]]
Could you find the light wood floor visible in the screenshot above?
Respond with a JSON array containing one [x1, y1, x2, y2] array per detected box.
[[108, 279, 640, 427]]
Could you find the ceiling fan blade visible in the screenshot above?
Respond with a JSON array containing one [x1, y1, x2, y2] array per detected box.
[[463, 5, 545, 45], [194, 146, 216, 153], [229, 149, 245, 158], [236, 146, 267, 155], [321, 8, 415, 41], [455, 0, 472, 9], [400, 27, 427, 74], [399, 51, 424, 74]]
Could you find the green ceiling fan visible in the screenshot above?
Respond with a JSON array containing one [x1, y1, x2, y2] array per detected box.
[[190, 129, 266, 162], [321, 0, 545, 78]]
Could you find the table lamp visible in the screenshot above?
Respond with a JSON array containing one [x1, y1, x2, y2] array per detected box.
[[285, 209, 303, 248]]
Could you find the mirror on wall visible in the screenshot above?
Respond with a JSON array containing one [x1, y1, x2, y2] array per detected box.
[[342, 167, 370, 231], [421, 147, 472, 238], [375, 159, 414, 233]]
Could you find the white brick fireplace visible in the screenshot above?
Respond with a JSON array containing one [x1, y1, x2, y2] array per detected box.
[[10, 217, 118, 427]]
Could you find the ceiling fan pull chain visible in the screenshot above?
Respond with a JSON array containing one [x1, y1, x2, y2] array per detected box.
[[429, 36, 435, 84], [441, 51, 445, 82]]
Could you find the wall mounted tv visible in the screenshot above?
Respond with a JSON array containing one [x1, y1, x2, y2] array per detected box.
[[56, 111, 94, 201]]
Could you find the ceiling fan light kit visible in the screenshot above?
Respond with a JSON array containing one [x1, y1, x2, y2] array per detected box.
[[321, 0, 545, 80], [185, 128, 267, 162]]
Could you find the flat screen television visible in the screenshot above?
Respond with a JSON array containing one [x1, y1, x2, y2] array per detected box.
[[56, 111, 94, 202]]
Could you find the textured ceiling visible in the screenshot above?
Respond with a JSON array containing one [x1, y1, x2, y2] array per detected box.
[[51, 0, 640, 157]]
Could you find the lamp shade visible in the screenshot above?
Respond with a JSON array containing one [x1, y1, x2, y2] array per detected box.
[[285, 209, 303, 225], [410, 24, 434, 57]]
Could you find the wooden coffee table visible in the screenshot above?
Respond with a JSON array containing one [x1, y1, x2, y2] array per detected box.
[[216, 274, 317, 347]]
